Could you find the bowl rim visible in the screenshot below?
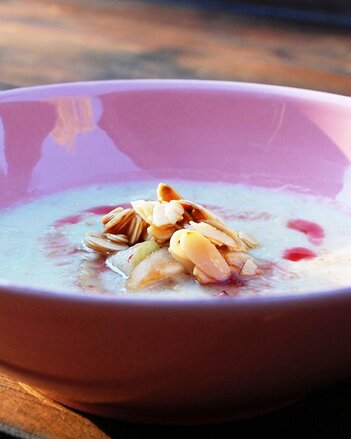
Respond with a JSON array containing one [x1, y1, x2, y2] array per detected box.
[[0, 78, 350, 104], [1, 279, 351, 308], [1, 78, 351, 307]]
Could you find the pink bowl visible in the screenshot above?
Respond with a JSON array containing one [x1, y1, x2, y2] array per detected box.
[[0, 80, 351, 424]]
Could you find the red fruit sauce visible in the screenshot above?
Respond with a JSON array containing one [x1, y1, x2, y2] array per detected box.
[[287, 219, 324, 245], [52, 203, 130, 227], [53, 214, 83, 227], [84, 205, 117, 215], [283, 247, 317, 262]]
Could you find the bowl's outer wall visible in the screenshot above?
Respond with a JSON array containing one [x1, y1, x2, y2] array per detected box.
[[0, 287, 350, 413], [0, 81, 351, 419]]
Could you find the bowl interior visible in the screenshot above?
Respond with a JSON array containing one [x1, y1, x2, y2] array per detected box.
[[1, 81, 351, 210]]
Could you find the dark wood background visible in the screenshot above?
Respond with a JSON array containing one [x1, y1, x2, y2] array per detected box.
[[0, 1, 350, 437], [0, 0, 350, 95]]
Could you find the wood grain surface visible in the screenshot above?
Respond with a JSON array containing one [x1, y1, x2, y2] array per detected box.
[[1, 373, 351, 439], [0, 1, 350, 437], [0, 0, 350, 95]]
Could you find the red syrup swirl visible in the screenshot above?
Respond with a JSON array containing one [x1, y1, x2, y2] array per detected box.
[[287, 219, 324, 245], [84, 205, 117, 215], [283, 247, 317, 262], [52, 203, 131, 227], [53, 214, 83, 227]]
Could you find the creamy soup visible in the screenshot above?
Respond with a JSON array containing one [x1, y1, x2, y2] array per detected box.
[[1, 181, 351, 299]]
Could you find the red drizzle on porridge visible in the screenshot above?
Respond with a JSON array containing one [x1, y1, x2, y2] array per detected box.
[[283, 247, 317, 262], [287, 219, 324, 245]]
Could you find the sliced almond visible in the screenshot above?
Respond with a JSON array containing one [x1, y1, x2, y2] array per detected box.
[[102, 207, 123, 225], [148, 225, 175, 243], [189, 221, 236, 249], [141, 225, 150, 241], [179, 230, 230, 282], [152, 203, 171, 227], [240, 259, 258, 276], [152, 200, 184, 227], [179, 209, 193, 226], [103, 233, 129, 244], [131, 200, 157, 224], [193, 266, 216, 284], [238, 231, 260, 249], [129, 215, 145, 245], [169, 229, 195, 274], [127, 215, 137, 239], [204, 219, 247, 251], [103, 208, 134, 234], [165, 200, 184, 224], [157, 183, 182, 202], [222, 250, 252, 269], [179, 200, 220, 223], [85, 233, 129, 254]]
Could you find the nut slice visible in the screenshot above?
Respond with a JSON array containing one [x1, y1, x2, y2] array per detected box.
[[102, 207, 123, 225], [179, 200, 221, 223], [193, 266, 216, 284], [178, 230, 230, 282], [240, 258, 258, 276], [103, 233, 129, 244], [157, 183, 182, 202], [238, 231, 259, 249], [152, 200, 184, 227], [189, 221, 236, 249], [222, 250, 253, 269], [131, 200, 157, 224], [169, 229, 195, 274], [128, 214, 145, 245], [204, 219, 248, 251], [103, 208, 134, 234], [148, 225, 176, 243], [85, 233, 129, 254]]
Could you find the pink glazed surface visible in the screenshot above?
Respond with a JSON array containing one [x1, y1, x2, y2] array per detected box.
[[0, 80, 351, 423]]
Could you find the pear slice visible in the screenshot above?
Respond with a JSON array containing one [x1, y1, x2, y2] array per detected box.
[[107, 240, 159, 277], [127, 248, 185, 290]]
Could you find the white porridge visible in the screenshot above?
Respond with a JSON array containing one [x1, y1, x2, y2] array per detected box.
[[1, 181, 351, 299]]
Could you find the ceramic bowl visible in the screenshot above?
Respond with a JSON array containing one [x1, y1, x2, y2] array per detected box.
[[0, 80, 351, 424]]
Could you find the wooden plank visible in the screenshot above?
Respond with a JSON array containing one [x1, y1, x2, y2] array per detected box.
[[0, 375, 109, 439], [0, 0, 349, 94], [1, 373, 351, 438]]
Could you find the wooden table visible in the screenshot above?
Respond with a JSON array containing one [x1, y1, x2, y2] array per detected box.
[[1, 375, 351, 439], [0, 1, 350, 437], [0, 0, 350, 95]]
